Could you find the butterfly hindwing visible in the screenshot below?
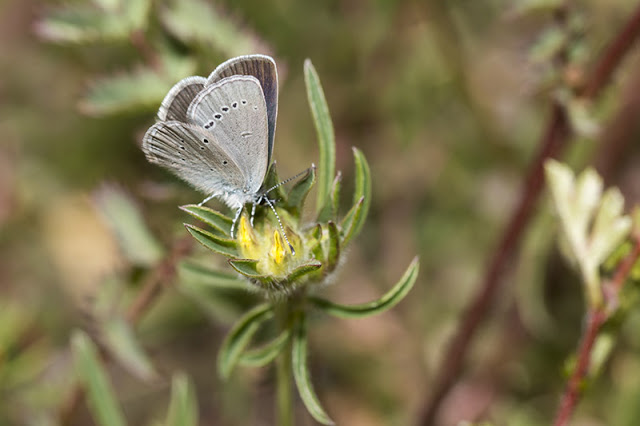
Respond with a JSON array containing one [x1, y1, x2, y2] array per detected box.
[[158, 76, 207, 122], [186, 75, 269, 195]]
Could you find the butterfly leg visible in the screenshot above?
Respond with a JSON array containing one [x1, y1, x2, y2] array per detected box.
[[229, 206, 243, 239], [198, 193, 217, 206]]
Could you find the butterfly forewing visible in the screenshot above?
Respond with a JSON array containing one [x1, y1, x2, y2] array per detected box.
[[158, 76, 207, 122], [206, 54, 278, 163], [142, 121, 249, 202], [186, 75, 269, 195]]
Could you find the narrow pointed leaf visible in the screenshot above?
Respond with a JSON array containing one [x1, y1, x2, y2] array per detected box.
[[304, 59, 335, 215], [292, 314, 335, 425], [71, 331, 127, 426], [340, 197, 364, 246], [239, 328, 291, 367], [285, 261, 323, 283], [102, 318, 157, 382], [180, 205, 232, 236], [166, 373, 198, 426], [310, 257, 419, 318], [286, 166, 316, 212], [317, 172, 342, 222], [228, 259, 262, 278], [35, 6, 129, 43], [185, 224, 238, 257], [347, 148, 371, 241], [218, 303, 274, 379], [94, 185, 164, 267], [179, 261, 247, 290]]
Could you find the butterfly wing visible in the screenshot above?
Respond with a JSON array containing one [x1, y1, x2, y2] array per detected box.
[[187, 75, 269, 196], [157, 76, 207, 122], [206, 54, 277, 164], [142, 121, 250, 206]]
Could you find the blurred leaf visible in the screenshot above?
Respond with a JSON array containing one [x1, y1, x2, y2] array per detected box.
[[159, 0, 258, 56], [102, 318, 157, 382], [292, 314, 334, 425], [180, 204, 233, 237], [185, 224, 239, 257], [35, 5, 130, 43], [310, 257, 419, 318], [317, 172, 341, 223], [179, 279, 260, 325], [218, 303, 274, 380], [178, 261, 247, 290], [72, 331, 127, 426], [529, 27, 567, 63], [239, 328, 291, 367], [166, 373, 198, 426], [94, 185, 164, 267], [79, 56, 196, 116], [304, 59, 336, 216]]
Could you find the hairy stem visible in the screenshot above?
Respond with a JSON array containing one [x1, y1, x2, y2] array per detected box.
[[275, 303, 294, 426]]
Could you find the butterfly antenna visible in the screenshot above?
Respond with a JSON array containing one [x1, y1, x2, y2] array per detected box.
[[263, 164, 316, 195], [262, 196, 295, 255]]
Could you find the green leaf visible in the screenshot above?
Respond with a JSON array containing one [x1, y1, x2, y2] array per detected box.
[[180, 204, 233, 237], [346, 148, 372, 243], [166, 373, 198, 426], [35, 5, 130, 43], [310, 257, 419, 318], [292, 314, 334, 425], [228, 258, 262, 278], [317, 172, 342, 223], [304, 59, 336, 215], [71, 331, 127, 426], [218, 303, 274, 380], [79, 58, 196, 116], [179, 261, 247, 290], [286, 166, 316, 214], [159, 0, 258, 56], [185, 224, 238, 257], [102, 318, 157, 382], [94, 185, 164, 267], [239, 328, 291, 367], [340, 197, 364, 247]]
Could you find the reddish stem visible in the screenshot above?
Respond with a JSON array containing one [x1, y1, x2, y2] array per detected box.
[[553, 233, 640, 426], [420, 3, 640, 424]]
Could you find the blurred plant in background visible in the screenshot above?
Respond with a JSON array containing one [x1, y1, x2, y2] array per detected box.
[[4, 0, 640, 425]]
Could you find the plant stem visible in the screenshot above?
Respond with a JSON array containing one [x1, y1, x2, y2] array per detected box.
[[420, 2, 640, 423], [275, 303, 294, 426]]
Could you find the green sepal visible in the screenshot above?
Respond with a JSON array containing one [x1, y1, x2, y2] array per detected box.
[[304, 59, 336, 216], [326, 221, 340, 272], [180, 204, 232, 237], [262, 163, 288, 204], [292, 313, 335, 425], [228, 259, 263, 278], [310, 257, 419, 318], [286, 261, 323, 283], [166, 373, 198, 426], [286, 166, 316, 215], [317, 172, 342, 223], [184, 224, 238, 257], [217, 303, 274, 380], [71, 331, 127, 426], [239, 328, 291, 367]]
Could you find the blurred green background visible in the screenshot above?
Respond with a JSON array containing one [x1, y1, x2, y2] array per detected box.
[[3, 0, 640, 425]]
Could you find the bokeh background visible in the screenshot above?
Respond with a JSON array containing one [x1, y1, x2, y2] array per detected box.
[[4, 0, 640, 425]]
